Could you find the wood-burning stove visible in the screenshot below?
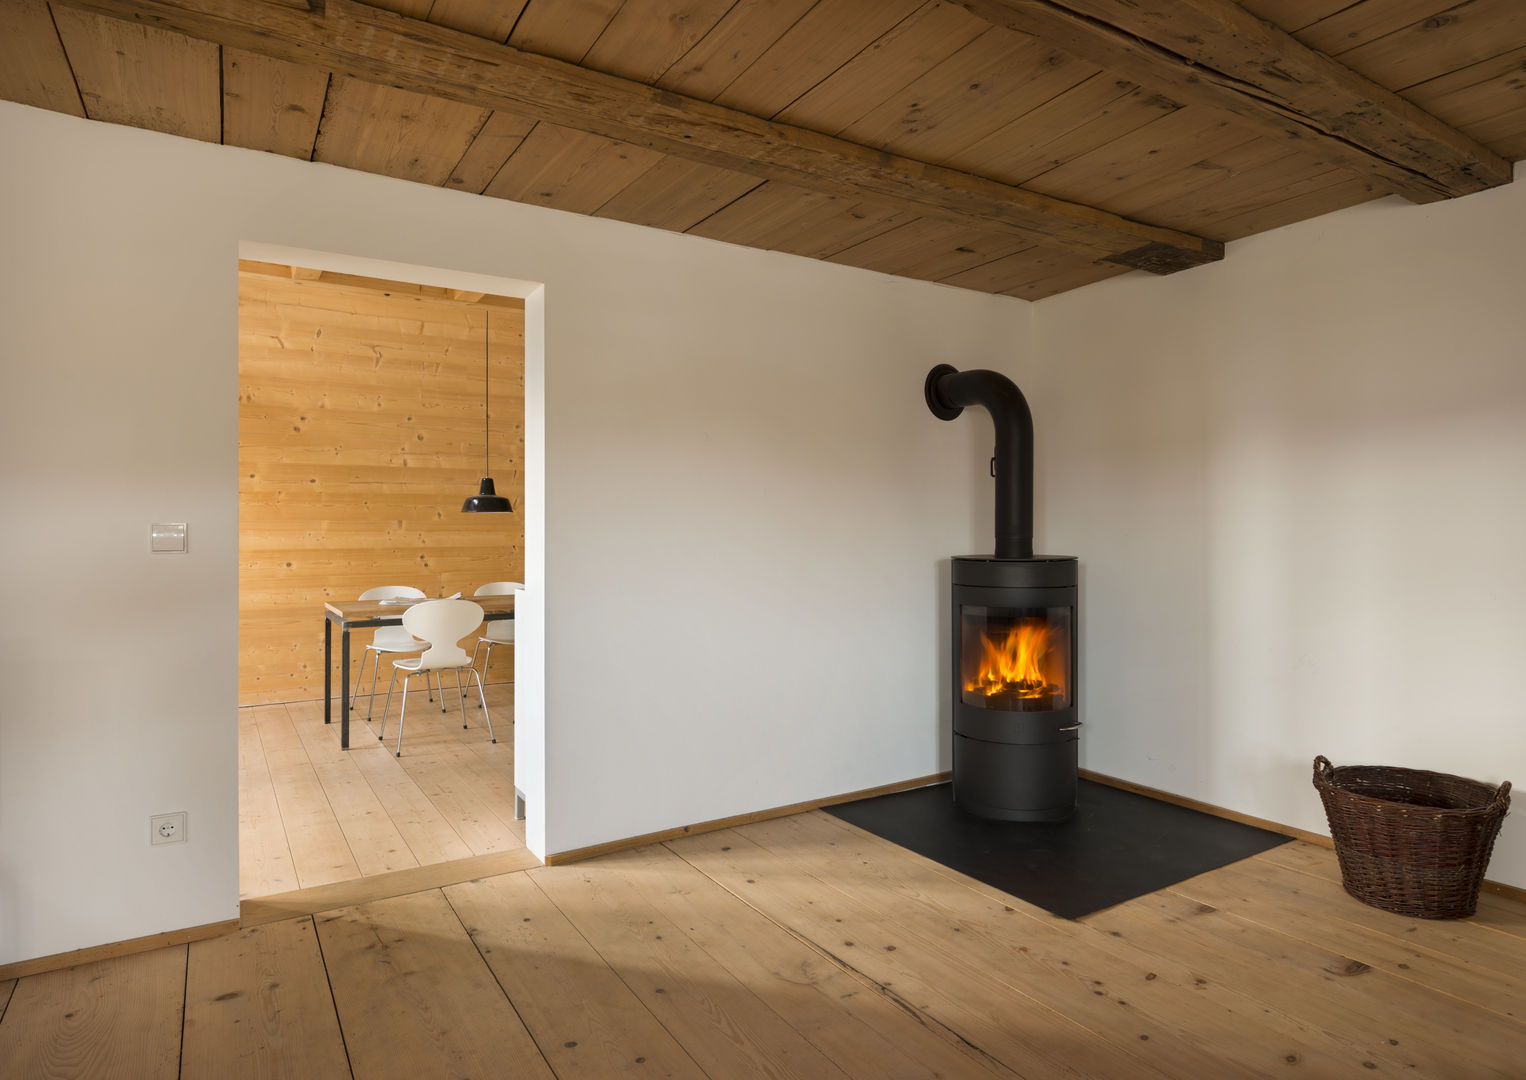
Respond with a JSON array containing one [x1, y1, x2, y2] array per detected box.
[[952, 554, 1078, 820], [927, 365, 1081, 821]]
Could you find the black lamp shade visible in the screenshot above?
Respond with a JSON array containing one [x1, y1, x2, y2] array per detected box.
[[462, 477, 513, 513]]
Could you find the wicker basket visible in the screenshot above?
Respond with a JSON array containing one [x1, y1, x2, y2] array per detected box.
[[1312, 756, 1510, 919]]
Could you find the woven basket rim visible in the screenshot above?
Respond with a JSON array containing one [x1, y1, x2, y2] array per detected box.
[[1314, 760, 1509, 817]]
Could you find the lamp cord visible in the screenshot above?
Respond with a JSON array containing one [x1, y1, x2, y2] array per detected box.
[[484, 311, 490, 477]]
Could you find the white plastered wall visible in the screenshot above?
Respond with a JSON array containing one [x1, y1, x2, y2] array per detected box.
[[0, 101, 1019, 964], [1029, 166, 1526, 888]]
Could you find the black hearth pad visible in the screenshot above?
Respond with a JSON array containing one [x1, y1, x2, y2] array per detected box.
[[825, 780, 1291, 920]]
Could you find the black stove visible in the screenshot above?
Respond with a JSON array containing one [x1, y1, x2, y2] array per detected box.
[[926, 365, 1080, 821]]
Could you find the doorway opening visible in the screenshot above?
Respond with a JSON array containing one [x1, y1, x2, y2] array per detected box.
[[236, 254, 532, 904]]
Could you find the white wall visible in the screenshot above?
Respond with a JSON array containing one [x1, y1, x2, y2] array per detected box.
[[0, 101, 1021, 964], [1030, 167, 1526, 888]]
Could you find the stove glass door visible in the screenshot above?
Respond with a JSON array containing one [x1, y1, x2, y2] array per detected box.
[[959, 605, 1072, 712]]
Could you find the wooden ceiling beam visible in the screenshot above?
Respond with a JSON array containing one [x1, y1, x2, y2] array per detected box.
[[954, 0, 1511, 204], [54, 0, 1223, 274]]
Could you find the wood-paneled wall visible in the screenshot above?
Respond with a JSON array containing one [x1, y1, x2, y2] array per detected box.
[[238, 261, 525, 705]]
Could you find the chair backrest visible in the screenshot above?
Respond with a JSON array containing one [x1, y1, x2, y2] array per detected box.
[[359, 585, 426, 601], [474, 581, 524, 596], [359, 586, 428, 649], [402, 599, 483, 669], [474, 582, 520, 644]]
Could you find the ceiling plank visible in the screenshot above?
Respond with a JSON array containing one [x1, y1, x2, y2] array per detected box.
[[1407, 45, 1526, 159], [836, 29, 1097, 167], [312, 78, 491, 187], [445, 111, 538, 195], [955, 78, 1179, 187], [1024, 109, 1263, 210], [594, 157, 764, 232], [0, 1, 86, 117], [483, 123, 663, 214], [939, 244, 1126, 298], [55, 0, 1224, 273], [1203, 170, 1379, 240], [769, 1, 990, 134], [506, 0, 623, 64], [709, 0, 925, 117], [580, 0, 736, 85], [825, 217, 1033, 282], [223, 48, 328, 160], [655, 0, 818, 102], [1294, 0, 1466, 59], [686, 182, 917, 261], [53, 5, 220, 140], [1333, 0, 1526, 93], [425, 0, 529, 42], [1239, 1, 1350, 33], [1003, 255, 1130, 300], [953, 0, 1511, 202]]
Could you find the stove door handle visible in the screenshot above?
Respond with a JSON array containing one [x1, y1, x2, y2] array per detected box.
[[1058, 723, 1083, 731]]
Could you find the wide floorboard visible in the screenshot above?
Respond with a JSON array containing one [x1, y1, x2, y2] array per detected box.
[[5, 811, 1524, 1078], [239, 683, 521, 899]]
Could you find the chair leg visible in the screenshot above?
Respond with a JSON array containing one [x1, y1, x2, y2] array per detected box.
[[472, 667, 495, 743], [351, 648, 369, 709], [466, 640, 486, 707], [456, 667, 470, 730], [476, 641, 496, 708], [378, 668, 398, 740], [395, 671, 412, 757], [436, 669, 447, 713], [364, 650, 383, 721]]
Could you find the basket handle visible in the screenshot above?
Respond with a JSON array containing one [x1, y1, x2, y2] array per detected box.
[[1313, 755, 1334, 783], [1494, 780, 1512, 810]]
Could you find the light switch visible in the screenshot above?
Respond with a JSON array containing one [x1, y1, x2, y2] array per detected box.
[[150, 522, 188, 553]]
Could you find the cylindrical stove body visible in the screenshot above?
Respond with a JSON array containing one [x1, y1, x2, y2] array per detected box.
[[951, 555, 1079, 821]]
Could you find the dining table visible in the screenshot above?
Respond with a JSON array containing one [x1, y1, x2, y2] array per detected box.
[[323, 595, 516, 749]]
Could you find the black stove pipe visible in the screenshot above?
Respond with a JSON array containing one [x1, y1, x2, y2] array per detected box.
[[925, 364, 1034, 559]]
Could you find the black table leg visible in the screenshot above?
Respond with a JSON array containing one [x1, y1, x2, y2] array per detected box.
[[324, 616, 332, 725], [340, 626, 351, 750]]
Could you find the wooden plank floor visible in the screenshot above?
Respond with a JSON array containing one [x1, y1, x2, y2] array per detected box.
[[6, 809, 1525, 1078], [239, 683, 522, 899]]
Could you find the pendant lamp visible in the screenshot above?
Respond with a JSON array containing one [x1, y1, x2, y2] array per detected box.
[[462, 310, 513, 513]]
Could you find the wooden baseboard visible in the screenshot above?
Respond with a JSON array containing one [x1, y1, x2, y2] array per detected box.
[[240, 847, 543, 927], [1078, 768, 1334, 846], [544, 772, 953, 866], [0, 918, 240, 982], [1079, 768, 1526, 904], [1481, 879, 1526, 903]]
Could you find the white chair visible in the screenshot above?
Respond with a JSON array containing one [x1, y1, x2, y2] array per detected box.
[[468, 581, 523, 703], [352, 585, 432, 720], [377, 598, 494, 757]]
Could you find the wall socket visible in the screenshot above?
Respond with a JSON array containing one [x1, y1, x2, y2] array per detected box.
[[150, 811, 187, 845]]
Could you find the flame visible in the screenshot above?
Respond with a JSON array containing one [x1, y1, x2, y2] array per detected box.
[[965, 620, 1061, 700]]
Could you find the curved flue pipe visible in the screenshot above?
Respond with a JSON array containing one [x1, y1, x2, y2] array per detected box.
[[925, 364, 1034, 559]]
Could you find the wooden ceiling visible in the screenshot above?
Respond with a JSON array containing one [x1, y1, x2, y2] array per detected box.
[[4, 0, 1524, 299]]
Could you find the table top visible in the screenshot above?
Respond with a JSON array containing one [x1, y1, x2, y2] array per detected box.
[[325, 595, 516, 624]]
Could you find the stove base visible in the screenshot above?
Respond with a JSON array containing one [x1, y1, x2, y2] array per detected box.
[[952, 732, 1077, 822]]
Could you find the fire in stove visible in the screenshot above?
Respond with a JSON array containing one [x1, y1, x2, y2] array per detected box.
[[960, 607, 1072, 713], [967, 621, 1064, 705]]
